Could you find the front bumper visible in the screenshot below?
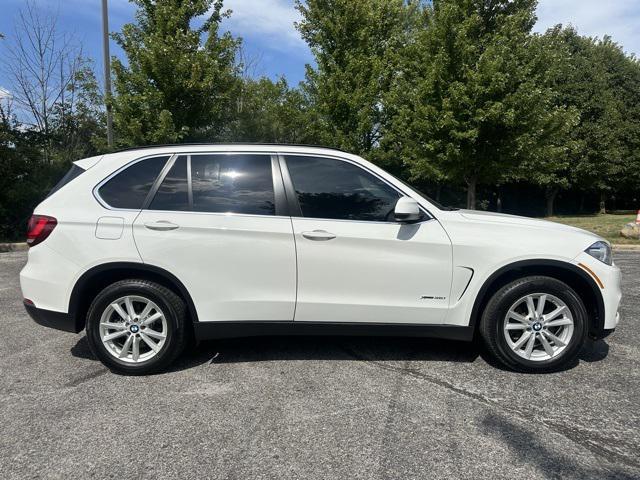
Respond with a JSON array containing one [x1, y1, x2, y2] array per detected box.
[[574, 252, 622, 334], [24, 301, 81, 333]]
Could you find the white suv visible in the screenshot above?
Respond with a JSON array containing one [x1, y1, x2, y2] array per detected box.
[[20, 144, 622, 374]]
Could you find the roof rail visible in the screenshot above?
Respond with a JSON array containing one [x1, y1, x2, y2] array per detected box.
[[112, 143, 349, 154]]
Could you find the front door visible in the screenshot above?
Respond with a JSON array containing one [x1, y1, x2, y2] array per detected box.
[[133, 153, 296, 322], [282, 154, 453, 324]]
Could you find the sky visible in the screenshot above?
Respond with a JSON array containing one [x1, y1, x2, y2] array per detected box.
[[1, 0, 639, 95]]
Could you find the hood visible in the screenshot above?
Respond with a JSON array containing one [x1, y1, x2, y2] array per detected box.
[[458, 209, 596, 236]]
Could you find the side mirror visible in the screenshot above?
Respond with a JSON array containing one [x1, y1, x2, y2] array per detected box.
[[394, 197, 421, 223]]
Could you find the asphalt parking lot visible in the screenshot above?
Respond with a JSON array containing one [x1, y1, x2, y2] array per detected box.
[[1, 251, 639, 480]]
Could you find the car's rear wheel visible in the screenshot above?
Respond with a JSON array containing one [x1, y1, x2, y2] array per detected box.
[[86, 279, 188, 375], [480, 276, 588, 372]]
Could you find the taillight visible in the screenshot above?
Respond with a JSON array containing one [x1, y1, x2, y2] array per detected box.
[[26, 215, 57, 247]]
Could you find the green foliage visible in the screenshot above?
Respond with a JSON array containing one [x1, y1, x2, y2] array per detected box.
[[3, 0, 640, 242], [0, 116, 51, 240], [386, 0, 578, 209], [222, 77, 316, 143], [49, 63, 108, 161], [541, 28, 640, 199], [296, 0, 417, 159], [0, 60, 105, 240], [111, 0, 240, 145]]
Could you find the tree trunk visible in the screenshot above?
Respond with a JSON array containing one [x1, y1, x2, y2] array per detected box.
[[466, 178, 477, 210], [579, 194, 585, 214], [545, 186, 558, 217], [599, 192, 606, 214], [496, 189, 502, 213]]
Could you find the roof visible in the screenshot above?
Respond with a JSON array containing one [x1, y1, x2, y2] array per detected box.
[[113, 143, 349, 154]]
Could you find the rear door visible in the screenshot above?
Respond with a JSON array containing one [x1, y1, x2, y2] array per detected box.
[[282, 154, 453, 324], [133, 152, 296, 322]]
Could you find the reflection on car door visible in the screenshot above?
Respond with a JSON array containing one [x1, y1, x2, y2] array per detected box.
[[133, 153, 297, 322], [283, 155, 453, 324]]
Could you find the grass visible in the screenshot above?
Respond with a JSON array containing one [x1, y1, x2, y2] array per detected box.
[[546, 213, 639, 245]]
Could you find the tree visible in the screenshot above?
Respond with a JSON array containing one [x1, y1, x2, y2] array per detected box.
[[223, 76, 315, 143], [0, 101, 51, 240], [511, 29, 581, 216], [3, 0, 85, 161], [49, 63, 107, 162], [295, 0, 416, 160], [0, 1, 106, 240], [387, 0, 577, 210], [541, 27, 640, 214], [111, 0, 240, 145]]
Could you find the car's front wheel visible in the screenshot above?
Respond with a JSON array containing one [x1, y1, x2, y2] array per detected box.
[[480, 276, 588, 372], [85, 279, 188, 375]]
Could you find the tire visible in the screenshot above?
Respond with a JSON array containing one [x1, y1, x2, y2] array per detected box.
[[86, 279, 188, 375], [479, 275, 588, 373]]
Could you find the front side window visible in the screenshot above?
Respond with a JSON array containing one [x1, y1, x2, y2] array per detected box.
[[285, 155, 401, 222], [149, 156, 189, 211], [98, 156, 169, 209], [191, 154, 275, 215]]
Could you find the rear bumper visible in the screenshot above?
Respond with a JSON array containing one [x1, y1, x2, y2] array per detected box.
[[24, 301, 81, 333], [20, 244, 78, 314]]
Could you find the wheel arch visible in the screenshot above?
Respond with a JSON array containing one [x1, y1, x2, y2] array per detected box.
[[469, 259, 605, 338], [69, 262, 199, 332]]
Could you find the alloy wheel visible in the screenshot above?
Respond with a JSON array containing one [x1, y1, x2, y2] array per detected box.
[[503, 293, 574, 361], [98, 295, 168, 363]]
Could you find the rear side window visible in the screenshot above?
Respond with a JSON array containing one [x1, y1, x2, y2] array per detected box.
[[285, 155, 401, 222], [149, 156, 189, 211], [48, 164, 85, 197], [191, 154, 275, 215], [98, 156, 169, 209]]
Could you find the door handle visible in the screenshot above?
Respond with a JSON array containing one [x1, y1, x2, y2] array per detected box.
[[302, 230, 336, 241], [144, 221, 179, 231]]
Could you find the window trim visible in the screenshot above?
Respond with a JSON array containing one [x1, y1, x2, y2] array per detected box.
[[278, 152, 433, 224], [186, 155, 194, 209], [93, 150, 433, 222], [278, 155, 302, 217], [93, 154, 174, 211], [145, 154, 191, 211], [271, 154, 290, 216], [141, 154, 180, 210]]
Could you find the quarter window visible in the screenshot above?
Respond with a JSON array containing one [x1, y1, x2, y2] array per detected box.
[[191, 154, 275, 215], [285, 155, 401, 222], [48, 164, 85, 198], [149, 156, 189, 211], [98, 156, 169, 209]]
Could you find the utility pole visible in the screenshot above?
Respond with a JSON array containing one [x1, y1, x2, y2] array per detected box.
[[101, 0, 114, 147]]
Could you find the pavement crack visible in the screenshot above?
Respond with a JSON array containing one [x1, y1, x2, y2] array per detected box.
[[340, 345, 640, 471]]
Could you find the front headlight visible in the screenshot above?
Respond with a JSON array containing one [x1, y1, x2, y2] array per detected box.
[[585, 241, 612, 265]]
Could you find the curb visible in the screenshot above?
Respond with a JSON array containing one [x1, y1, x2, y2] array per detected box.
[[0, 243, 28, 253]]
